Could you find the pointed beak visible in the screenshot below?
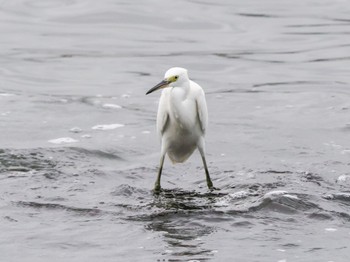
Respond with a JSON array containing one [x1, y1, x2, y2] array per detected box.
[[146, 79, 171, 95]]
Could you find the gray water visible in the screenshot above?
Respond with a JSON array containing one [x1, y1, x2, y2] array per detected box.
[[1, 0, 350, 261]]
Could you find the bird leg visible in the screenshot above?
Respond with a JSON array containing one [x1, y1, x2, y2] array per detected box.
[[154, 154, 165, 193], [198, 147, 214, 189]]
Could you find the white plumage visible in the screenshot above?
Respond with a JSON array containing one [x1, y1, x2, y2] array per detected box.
[[146, 67, 214, 192]]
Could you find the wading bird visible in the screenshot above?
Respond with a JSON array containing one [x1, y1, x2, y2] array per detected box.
[[146, 67, 214, 192]]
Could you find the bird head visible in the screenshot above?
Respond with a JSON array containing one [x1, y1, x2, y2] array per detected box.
[[146, 67, 189, 95]]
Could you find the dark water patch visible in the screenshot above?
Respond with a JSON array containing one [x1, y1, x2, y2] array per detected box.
[[236, 13, 279, 18], [300, 172, 324, 186], [323, 192, 350, 204], [253, 81, 321, 88], [308, 212, 333, 220], [332, 211, 350, 222], [127, 71, 151, 77], [3, 216, 18, 222], [16, 201, 103, 216], [156, 188, 227, 199], [124, 188, 229, 223], [70, 147, 123, 161], [308, 56, 350, 63], [234, 182, 286, 192], [259, 170, 293, 175], [213, 51, 260, 58], [331, 18, 350, 23], [111, 184, 150, 197], [150, 189, 227, 211], [6, 166, 31, 172], [285, 31, 350, 35], [231, 220, 254, 228], [168, 251, 213, 261], [251, 198, 299, 214], [212, 189, 325, 219], [42, 171, 63, 180], [0, 149, 58, 173], [115, 166, 162, 180], [260, 193, 320, 213], [213, 52, 286, 63], [210, 88, 264, 94], [286, 23, 350, 28], [143, 211, 216, 261], [0, 147, 125, 177], [147, 219, 214, 242]]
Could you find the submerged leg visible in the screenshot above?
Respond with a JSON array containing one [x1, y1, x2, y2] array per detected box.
[[198, 145, 214, 189], [154, 153, 165, 192]]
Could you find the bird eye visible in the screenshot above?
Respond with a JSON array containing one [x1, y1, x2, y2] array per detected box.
[[174, 76, 178, 80]]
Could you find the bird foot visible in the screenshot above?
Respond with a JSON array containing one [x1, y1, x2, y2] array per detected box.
[[209, 186, 220, 191], [153, 184, 162, 194], [207, 180, 219, 191]]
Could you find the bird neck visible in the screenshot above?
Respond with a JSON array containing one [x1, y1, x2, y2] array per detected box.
[[169, 82, 190, 121], [172, 81, 190, 100]]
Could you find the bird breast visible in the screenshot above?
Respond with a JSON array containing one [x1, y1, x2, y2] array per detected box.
[[159, 86, 203, 163], [169, 90, 198, 132]]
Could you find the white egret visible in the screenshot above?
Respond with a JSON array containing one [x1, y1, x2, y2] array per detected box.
[[146, 67, 214, 192]]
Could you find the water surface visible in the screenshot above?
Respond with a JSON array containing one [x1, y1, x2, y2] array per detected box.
[[1, 0, 350, 261]]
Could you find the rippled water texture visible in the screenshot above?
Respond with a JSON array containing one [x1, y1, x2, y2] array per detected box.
[[1, 0, 350, 261]]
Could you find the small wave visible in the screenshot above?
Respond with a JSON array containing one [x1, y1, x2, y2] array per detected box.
[[0, 149, 57, 172], [323, 192, 350, 202], [91, 124, 124, 130], [16, 201, 102, 216], [111, 184, 150, 197], [102, 103, 122, 109], [48, 137, 79, 144], [214, 191, 250, 207], [69, 127, 83, 133], [336, 174, 350, 184], [70, 147, 123, 160], [0, 93, 15, 97]]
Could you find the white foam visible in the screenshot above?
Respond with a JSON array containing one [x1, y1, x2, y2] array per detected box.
[[284, 194, 299, 200], [327, 193, 350, 201], [214, 198, 229, 207], [0, 93, 15, 97], [337, 174, 350, 183], [214, 191, 249, 207], [69, 127, 82, 133], [229, 191, 249, 199], [264, 190, 288, 198], [121, 94, 130, 98], [325, 228, 337, 232], [59, 99, 68, 103], [92, 124, 124, 130], [48, 137, 79, 144], [1, 111, 11, 116], [102, 103, 122, 109], [142, 130, 150, 134]]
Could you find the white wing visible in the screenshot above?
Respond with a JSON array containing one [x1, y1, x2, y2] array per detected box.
[[156, 89, 170, 136], [191, 81, 208, 134]]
